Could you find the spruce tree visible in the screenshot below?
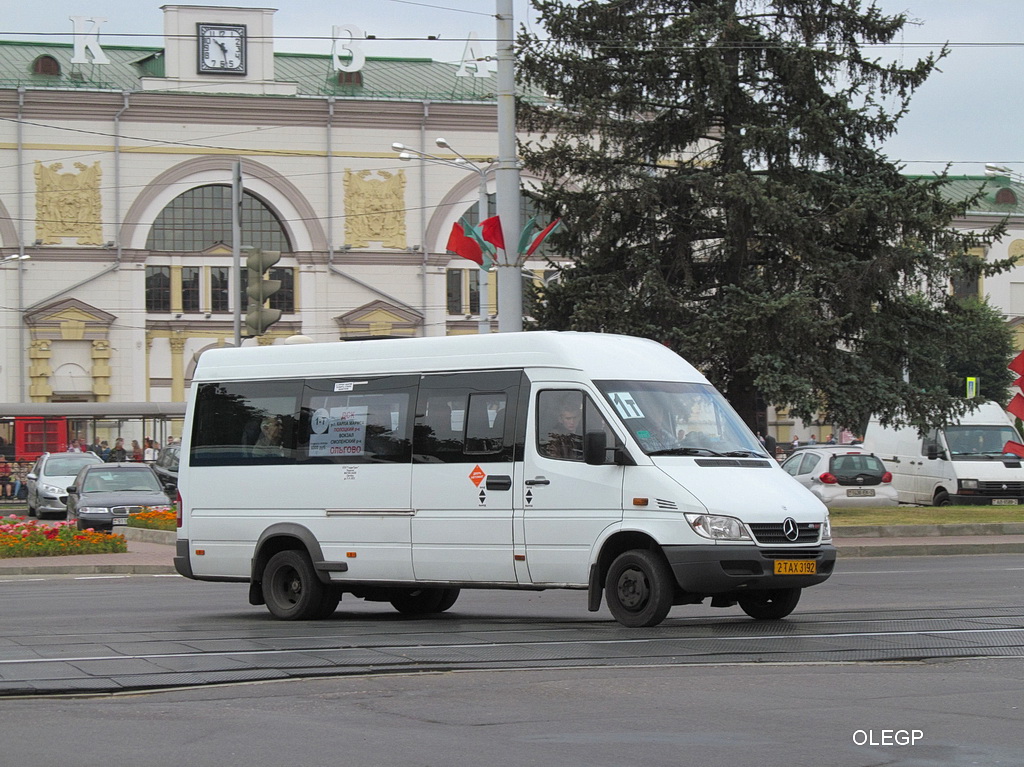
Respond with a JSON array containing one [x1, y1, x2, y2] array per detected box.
[[518, 0, 1014, 432]]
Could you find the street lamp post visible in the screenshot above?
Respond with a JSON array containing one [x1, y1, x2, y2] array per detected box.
[[393, 139, 492, 334]]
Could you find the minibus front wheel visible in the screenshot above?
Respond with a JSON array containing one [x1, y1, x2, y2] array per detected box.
[[737, 587, 801, 620], [605, 549, 674, 628], [263, 550, 340, 620]]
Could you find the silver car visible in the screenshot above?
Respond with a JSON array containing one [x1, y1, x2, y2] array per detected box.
[[26, 451, 104, 519], [781, 446, 899, 508]]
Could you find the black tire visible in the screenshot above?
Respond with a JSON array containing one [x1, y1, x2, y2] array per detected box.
[[26, 505, 36, 518], [389, 588, 446, 615], [312, 589, 341, 620], [263, 550, 330, 620], [738, 587, 801, 620], [934, 490, 951, 507], [435, 588, 461, 613], [604, 549, 675, 628]]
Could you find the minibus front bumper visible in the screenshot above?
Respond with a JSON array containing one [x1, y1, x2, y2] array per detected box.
[[662, 543, 837, 595]]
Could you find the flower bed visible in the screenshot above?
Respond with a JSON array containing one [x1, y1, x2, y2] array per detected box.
[[0, 515, 127, 558], [127, 507, 176, 532]]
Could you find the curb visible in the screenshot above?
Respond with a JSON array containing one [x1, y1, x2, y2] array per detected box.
[[123, 527, 176, 545], [835, 522, 1024, 538], [835, 541, 1024, 557]]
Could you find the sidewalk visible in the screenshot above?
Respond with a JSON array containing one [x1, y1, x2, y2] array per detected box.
[[1, 524, 1023, 576]]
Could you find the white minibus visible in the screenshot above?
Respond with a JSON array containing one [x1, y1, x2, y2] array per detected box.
[[864, 400, 1024, 505], [174, 332, 835, 627]]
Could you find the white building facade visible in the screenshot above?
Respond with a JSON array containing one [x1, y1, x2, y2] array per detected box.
[[0, 5, 547, 413]]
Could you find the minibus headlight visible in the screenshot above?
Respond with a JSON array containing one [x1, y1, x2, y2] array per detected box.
[[960, 479, 979, 490], [77, 506, 110, 516], [821, 512, 832, 542], [684, 513, 751, 541]]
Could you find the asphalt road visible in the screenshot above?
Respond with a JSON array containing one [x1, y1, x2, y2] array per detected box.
[[0, 554, 1021, 767]]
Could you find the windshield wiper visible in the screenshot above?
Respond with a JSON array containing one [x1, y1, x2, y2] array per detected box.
[[647, 447, 724, 457], [720, 449, 770, 458]]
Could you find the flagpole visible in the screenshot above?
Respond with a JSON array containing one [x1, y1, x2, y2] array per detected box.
[[476, 175, 491, 334], [495, 0, 523, 333]]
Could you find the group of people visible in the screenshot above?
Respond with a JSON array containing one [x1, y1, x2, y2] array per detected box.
[[68, 436, 163, 462], [0, 458, 28, 501]]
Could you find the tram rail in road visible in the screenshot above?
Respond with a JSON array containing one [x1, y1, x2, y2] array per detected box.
[[1, 600, 1022, 697]]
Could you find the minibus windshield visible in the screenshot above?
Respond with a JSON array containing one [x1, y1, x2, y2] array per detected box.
[[943, 425, 1022, 459], [594, 380, 767, 457]]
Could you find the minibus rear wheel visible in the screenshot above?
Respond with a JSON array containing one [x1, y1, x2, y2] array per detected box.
[[263, 550, 339, 620], [390, 587, 459, 615], [604, 550, 674, 628], [737, 587, 801, 620]]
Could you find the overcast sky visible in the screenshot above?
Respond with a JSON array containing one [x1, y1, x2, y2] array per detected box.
[[2, 0, 1021, 177]]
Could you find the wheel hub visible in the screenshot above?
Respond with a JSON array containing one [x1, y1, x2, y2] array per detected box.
[[617, 567, 649, 610]]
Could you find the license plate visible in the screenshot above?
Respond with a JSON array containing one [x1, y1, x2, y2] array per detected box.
[[774, 560, 816, 575], [992, 499, 1017, 505], [847, 488, 875, 497], [113, 517, 128, 526]]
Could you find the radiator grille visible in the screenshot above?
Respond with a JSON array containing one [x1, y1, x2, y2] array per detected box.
[[748, 522, 821, 545]]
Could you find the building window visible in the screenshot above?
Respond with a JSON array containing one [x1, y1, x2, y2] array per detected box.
[[446, 269, 480, 315], [32, 55, 60, 76], [145, 266, 171, 312], [240, 267, 295, 313], [182, 267, 201, 312], [211, 267, 230, 313], [145, 185, 291, 252], [268, 267, 295, 312]]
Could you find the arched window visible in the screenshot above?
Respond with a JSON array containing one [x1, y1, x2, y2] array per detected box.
[[145, 185, 291, 252], [145, 185, 295, 315], [32, 55, 61, 76]]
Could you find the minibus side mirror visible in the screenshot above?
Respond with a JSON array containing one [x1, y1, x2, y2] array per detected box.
[[926, 444, 942, 460], [584, 431, 608, 465]]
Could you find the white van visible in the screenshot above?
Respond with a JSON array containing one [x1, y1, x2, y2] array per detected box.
[[174, 332, 835, 627], [864, 400, 1024, 506]]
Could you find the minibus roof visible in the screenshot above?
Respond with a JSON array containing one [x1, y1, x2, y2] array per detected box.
[[192, 331, 708, 384]]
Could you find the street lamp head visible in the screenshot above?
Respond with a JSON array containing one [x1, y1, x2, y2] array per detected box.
[[435, 137, 449, 148], [391, 142, 406, 152], [398, 153, 414, 161], [985, 163, 1013, 177]]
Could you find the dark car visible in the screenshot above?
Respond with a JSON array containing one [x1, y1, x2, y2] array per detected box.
[[151, 444, 180, 492], [66, 463, 173, 532]]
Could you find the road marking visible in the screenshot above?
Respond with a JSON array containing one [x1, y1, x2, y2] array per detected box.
[[1, 624, 1021, 667]]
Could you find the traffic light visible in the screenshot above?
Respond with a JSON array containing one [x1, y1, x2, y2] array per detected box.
[[244, 248, 282, 336]]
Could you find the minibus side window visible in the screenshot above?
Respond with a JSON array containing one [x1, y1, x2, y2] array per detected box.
[[414, 371, 520, 463], [300, 375, 417, 464], [191, 380, 303, 466], [537, 390, 612, 462]]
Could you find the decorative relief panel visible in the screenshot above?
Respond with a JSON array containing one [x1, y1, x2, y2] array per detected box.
[[34, 161, 104, 245], [343, 169, 406, 249]]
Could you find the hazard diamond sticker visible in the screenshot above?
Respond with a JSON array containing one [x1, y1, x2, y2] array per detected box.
[[469, 465, 486, 487]]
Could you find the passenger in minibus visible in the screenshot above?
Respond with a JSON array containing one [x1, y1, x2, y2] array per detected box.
[[543, 395, 583, 459], [251, 415, 285, 457]]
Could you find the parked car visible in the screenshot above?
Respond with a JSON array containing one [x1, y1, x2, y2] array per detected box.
[[151, 444, 180, 492], [781, 445, 898, 507], [66, 463, 173, 532], [25, 451, 104, 519]]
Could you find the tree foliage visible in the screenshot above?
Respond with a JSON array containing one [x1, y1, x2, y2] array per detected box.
[[517, 0, 1015, 433]]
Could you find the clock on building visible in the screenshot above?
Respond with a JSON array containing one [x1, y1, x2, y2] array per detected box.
[[197, 23, 247, 75]]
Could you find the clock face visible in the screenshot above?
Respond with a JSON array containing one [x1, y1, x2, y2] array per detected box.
[[197, 24, 247, 75]]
